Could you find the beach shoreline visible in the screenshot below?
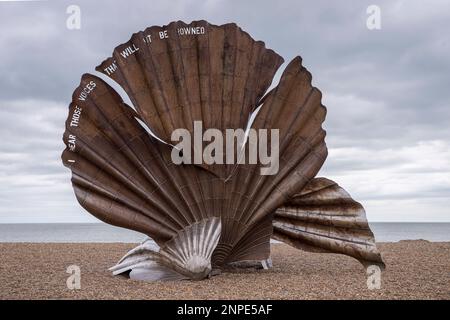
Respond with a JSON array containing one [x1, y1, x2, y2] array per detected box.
[[0, 241, 449, 300]]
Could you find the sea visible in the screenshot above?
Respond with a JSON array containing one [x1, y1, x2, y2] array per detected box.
[[0, 223, 449, 243]]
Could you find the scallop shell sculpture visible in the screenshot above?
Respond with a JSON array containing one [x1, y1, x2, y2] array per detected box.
[[62, 20, 385, 281]]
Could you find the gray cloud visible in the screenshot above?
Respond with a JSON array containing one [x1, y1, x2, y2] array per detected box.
[[0, 0, 449, 222]]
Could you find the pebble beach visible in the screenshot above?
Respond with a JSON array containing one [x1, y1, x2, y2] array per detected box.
[[0, 241, 449, 299]]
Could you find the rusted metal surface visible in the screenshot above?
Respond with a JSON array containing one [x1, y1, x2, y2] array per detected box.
[[273, 178, 385, 268], [95, 20, 283, 180], [62, 20, 384, 280]]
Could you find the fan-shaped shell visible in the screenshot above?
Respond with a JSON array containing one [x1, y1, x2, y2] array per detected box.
[[110, 218, 221, 280], [96, 20, 283, 179], [273, 178, 385, 268], [62, 20, 383, 280]]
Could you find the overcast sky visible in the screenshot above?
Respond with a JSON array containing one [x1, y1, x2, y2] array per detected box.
[[0, 0, 449, 223]]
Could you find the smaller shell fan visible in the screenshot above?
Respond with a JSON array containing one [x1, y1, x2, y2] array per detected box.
[[273, 178, 385, 268], [110, 217, 221, 280]]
